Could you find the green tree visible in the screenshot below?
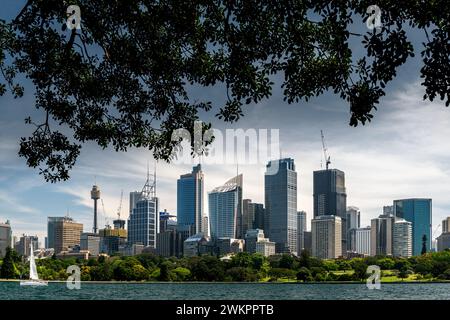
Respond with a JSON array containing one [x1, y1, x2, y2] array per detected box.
[[398, 265, 411, 280], [158, 262, 173, 281], [279, 254, 295, 269], [298, 250, 312, 269], [230, 252, 253, 268], [296, 267, 312, 282], [173, 267, 191, 281], [0, 247, 17, 279], [352, 261, 368, 281], [2, 2, 450, 181], [226, 267, 258, 282]]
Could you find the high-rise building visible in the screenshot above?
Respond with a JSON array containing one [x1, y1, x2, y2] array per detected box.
[[177, 164, 205, 236], [47, 217, 68, 250], [129, 191, 141, 215], [297, 211, 307, 255], [393, 198, 432, 255], [242, 199, 255, 239], [156, 218, 183, 258], [208, 174, 243, 239], [265, 158, 297, 254], [216, 238, 244, 255], [128, 168, 159, 248], [80, 233, 100, 256], [311, 215, 342, 259], [355, 227, 371, 256], [437, 233, 450, 252], [240, 200, 265, 239], [313, 168, 347, 254], [393, 219, 413, 257], [346, 206, 360, 252], [15, 235, 39, 257], [370, 214, 394, 256], [442, 217, 450, 233], [0, 221, 12, 258], [253, 203, 265, 231], [99, 224, 127, 255], [48, 217, 83, 254], [303, 231, 312, 253], [255, 240, 276, 257], [245, 229, 266, 253], [201, 216, 209, 237], [383, 205, 394, 216], [437, 217, 450, 252], [159, 209, 176, 233], [183, 233, 210, 257]]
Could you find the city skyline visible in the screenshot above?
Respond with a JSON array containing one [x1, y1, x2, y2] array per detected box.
[[1, 0, 449, 242]]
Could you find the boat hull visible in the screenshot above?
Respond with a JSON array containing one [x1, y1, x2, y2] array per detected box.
[[20, 280, 48, 286]]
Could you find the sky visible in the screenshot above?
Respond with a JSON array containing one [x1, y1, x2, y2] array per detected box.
[[1, 1, 449, 246]]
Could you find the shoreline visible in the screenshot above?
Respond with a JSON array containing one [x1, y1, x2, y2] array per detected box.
[[1, 279, 449, 284]]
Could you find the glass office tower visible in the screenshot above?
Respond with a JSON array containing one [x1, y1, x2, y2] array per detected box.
[[208, 174, 243, 239], [393, 198, 432, 256], [265, 158, 297, 254], [313, 168, 347, 254], [177, 164, 204, 236]]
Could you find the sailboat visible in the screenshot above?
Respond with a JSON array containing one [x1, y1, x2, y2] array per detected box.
[[20, 242, 48, 286]]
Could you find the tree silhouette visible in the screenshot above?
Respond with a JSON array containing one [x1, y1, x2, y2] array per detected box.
[[0, 247, 17, 279], [421, 234, 428, 255], [1, 1, 450, 181]]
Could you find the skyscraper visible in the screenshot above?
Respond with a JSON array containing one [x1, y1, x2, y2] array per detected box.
[[80, 233, 100, 256], [355, 227, 371, 256], [371, 214, 394, 256], [208, 174, 242, 239], [49, 217, 83, 254], [127, 167, 159, 248], [313, 168, 347, 254], [265, 158, 297, 254], [177, 164, 205, 236], [437, 218, 450, 251], [297, 211, 307, 255], [253, 203, 265, 231], [0, 221, 12, 258], [443, 217, 450, 233], [393, 219, 413, 257], [15, 235, 39, 257], [129, 191, 141, 215], [311, 215, 342, 259], [393, 198, 432, 255], [346, 206, 360, 252]]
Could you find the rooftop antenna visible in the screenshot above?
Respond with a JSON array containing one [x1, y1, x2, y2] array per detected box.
[[320, 130, 331, 170], [140, 160, 156, 200]]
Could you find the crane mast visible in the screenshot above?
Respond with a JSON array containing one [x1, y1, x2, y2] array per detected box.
[[321, 130, 331, 170], [117, 190, 123, 220]]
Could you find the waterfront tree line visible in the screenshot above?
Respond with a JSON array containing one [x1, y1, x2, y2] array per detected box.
[[1, 248, 450, 282]]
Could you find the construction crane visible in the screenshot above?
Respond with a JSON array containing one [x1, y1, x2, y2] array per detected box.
[[101, 199, 109, 227], [432, 224, 441, 239], [321, 130, 331, 170], [116, 190, 123, 220]]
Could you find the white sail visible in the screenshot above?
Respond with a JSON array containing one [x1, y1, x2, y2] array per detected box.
[[29, 242, 39, 281]]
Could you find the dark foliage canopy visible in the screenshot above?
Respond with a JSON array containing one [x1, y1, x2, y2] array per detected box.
[[1, 1, 449, 181]]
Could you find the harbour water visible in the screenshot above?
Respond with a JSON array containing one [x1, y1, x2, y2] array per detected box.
[[1, 282, 449, 300]]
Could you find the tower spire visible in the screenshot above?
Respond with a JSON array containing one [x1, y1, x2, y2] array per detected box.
[[141, 160, 156, 200]]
